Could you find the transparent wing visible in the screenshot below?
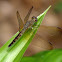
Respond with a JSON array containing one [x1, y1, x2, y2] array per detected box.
[[38, 25, 62, 41], [24, 6, 33, 23], [38, 25, 62, 37], [37, 25, 62, 48], [16, 11, 24, 31]]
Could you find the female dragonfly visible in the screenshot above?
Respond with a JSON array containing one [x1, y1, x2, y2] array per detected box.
[[8, 6, 37, 47]]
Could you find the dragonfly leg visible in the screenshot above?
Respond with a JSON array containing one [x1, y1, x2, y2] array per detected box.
[[28, 25, 33, 30], [34, 25, 38, 29], [28, 25, 38, 30]]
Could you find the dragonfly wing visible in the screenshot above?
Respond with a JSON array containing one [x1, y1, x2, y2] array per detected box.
[[38, 25, 62, 37], [16, 11, 24, 32], [37, 25, 62, 42], [24, 6, 33, 23], [37, 25, 62, 48]]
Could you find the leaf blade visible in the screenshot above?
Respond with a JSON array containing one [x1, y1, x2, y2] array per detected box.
[[0, 6, 51, 62]]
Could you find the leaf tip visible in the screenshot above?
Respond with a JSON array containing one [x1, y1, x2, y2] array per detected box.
[[37, 5, 51, 19]]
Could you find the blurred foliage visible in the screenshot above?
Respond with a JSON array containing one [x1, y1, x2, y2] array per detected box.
[[21, 49, 62, 62], [54, 1, 62, 13]]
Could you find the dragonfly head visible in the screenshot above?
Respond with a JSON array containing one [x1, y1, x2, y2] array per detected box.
[[32, 16, 37, 22]]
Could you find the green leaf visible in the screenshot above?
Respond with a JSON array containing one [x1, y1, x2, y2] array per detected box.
[[54, 2, 62, 13], [0, 6, 51, 62], [21, 51, 49, 62], [21, 49, 62, 62]]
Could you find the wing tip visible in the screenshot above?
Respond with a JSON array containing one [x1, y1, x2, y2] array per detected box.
[[16, 11, 19, 15], [57, 27, 62, 29], [32, 6, 33, 8]]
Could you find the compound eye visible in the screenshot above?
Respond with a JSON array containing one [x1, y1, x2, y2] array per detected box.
[[32, 16, 35, 19], [35, 19, 37, 22], [32, 16, 37, 22]]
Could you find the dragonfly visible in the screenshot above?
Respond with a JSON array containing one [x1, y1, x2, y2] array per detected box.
[[8, 6, 37, 47], [8, 6, 62, 48]]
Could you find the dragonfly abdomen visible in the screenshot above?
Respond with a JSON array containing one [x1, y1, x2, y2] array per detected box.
[[8, 26, 28, 47], [8, 32, 22, 47]]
